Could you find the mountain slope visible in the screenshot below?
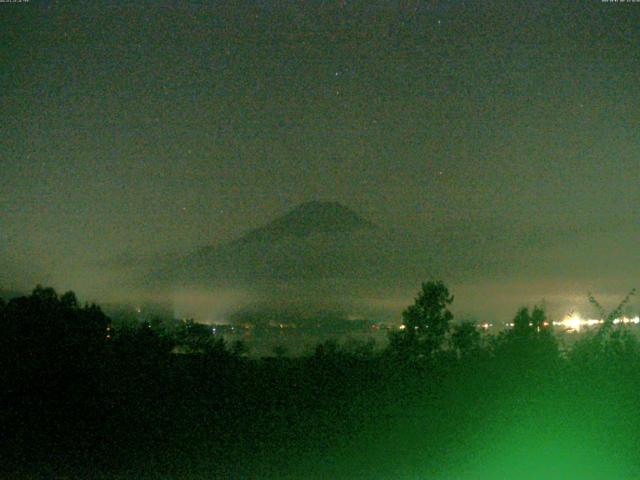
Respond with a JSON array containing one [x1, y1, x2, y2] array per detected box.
[[161, 201, 405, 287], [235, 201, 376, 245]]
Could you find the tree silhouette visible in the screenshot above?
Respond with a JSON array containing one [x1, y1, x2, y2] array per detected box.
[[451, 321, 481, 358], [110, 320, 175, 359], [0, 285, 112, 405], [1, 286, 110, 361], [389, 280, 454, 360], [493, 305, 558, 373], [230, 339, 249, 357], [60, 291, 79, 309], [511, 306, 551, 337]]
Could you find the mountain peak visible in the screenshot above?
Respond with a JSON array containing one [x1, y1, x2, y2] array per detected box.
[[239, 201, 375, 244]]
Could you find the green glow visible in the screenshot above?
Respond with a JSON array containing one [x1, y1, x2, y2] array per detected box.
[[435, 382, 638, 480]]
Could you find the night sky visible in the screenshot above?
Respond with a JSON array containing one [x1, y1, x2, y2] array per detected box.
[[2, 1, 638, 321]]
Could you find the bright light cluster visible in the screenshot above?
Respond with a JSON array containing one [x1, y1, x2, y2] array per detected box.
[[555, 312, 640, 332]]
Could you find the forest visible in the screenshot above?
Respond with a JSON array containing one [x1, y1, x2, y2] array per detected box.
[[1, 282, 639, 479]]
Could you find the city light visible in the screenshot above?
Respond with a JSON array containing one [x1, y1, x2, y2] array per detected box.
[[554, 313, 640, 332]]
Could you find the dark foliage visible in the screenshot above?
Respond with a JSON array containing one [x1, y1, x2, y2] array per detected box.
[[388, 280, 454, 361], [0, 283, 638, 479]]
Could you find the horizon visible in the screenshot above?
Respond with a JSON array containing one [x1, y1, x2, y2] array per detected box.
[[1, 199, 637, 325], [2, 1, 638, 324]]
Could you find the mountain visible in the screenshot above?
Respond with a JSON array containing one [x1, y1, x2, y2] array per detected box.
[[145, 201, 441, 323], [234, 201, 376, 245], [157, 201, 407, 288]]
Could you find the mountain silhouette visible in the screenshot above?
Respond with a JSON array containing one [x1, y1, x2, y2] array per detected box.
[[235, 201, 376, 245], [158, 201, 404, 287], [142, 201, 441, 323]]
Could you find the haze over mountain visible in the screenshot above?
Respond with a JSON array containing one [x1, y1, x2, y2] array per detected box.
[[148, 201, 427, 323], [158, 201, 410, 287], [3, 197, 634, 325], [147, 200, 618, 324]]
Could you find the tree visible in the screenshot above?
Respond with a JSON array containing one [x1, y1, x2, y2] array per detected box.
[[492, 305, 558, 373], [60, 291, 79, 309], [451, 321, 481, 358], [0, 286, 111, 384], [230, 339, 249, 358], [389, 280, 454, 360], [530, 305, 547, 333], [512, 306, 551, 337], [111, 321, 175, 359]]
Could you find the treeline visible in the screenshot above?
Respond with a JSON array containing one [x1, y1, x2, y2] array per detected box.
[[1, 283, 639, 479]]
